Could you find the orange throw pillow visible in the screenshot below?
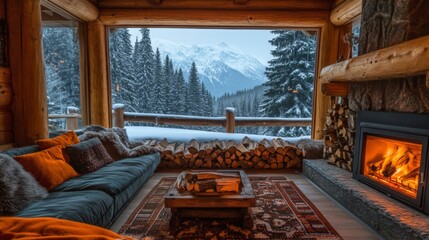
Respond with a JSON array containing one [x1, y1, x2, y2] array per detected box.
[[35, 131, 80, 150], [14, 145, 79, 191]]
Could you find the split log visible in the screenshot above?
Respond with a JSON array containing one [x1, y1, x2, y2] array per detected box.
[[216, 178, 240, 193], [194, 179, 217, 192], [188, 139, 199, 154]]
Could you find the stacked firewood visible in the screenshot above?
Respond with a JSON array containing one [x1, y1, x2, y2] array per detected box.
[[176, 171, 241, 193], [323, 96, 355, 171], [140, 137, 303, 169]]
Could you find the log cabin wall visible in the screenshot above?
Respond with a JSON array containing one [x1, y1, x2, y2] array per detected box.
[[0, 0, 13, 149], [324, 0, 429, 170]]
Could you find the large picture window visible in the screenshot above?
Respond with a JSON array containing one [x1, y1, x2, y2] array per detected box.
[[108, 28, 317, 137]]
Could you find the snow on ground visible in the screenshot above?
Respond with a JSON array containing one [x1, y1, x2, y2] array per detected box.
[[125, 126, 309, 143]]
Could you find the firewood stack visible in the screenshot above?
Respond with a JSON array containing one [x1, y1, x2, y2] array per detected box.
[[141, 137, 303, 169], [176, 171, 241, 193], [323, 96, 355, 171]]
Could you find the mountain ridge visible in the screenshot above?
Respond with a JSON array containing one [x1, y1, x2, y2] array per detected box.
[[152, 38, 267, 97]]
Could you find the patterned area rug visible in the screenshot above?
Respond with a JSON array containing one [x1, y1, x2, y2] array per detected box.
[[119, 176, 342, 240]]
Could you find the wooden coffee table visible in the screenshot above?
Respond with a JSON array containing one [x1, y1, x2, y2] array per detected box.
[[164, 170, 256, 229]]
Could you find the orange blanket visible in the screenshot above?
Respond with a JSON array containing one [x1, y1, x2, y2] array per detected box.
[[0, 217, 135, 240]]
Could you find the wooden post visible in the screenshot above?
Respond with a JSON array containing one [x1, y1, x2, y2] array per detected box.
[[225, 107, 235, 133], [87, 19, 110, 127], [313, 22, 341, 140], [112, 104, 125, 128], [8, 0, 48, 145], [66, 107, 79, 130]]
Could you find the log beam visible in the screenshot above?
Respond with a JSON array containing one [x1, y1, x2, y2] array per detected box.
[[8, 0, 48, 145], [44, 0, 99, 22], [330, 0, 362, 26], [99, 9, 328, 27], [99, 0, 332, 11], [320, 35, 429, 84], [322, 82, 349, 96], [87, 19, 110, 127]]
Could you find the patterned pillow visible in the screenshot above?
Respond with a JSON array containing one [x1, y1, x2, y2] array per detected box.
[[65, 138, 114, 174], [0, 154, 47, 215]]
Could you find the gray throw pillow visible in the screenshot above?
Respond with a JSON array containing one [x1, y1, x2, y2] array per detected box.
[[65, 137, 114, 174], [0, 153, 48, 215]]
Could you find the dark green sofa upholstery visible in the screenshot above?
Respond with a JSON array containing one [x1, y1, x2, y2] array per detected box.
[[3, 146, 160, 228]]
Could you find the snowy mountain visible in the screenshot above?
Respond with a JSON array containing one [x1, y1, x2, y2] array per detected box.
[[152, 38, 267, 97]]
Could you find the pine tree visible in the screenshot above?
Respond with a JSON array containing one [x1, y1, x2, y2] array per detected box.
[[108, 28, 137, 112], [162, 56, 174, 114], [174, 68, 187, 114], [261, 30, 316, 137], [132, 28, 154, 113], [187, 62, 202, 116], [152, 48, 164, 113], [43, 27, 80, 115], [201, 83, 213, 116]]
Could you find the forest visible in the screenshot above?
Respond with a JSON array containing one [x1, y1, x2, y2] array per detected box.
[[42, 27, 316, 137]]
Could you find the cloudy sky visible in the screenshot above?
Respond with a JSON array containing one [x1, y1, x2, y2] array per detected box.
[[128, 28, 275, 65]]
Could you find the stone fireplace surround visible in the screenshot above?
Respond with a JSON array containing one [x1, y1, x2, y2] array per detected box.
[[317, 0, 429, 239]]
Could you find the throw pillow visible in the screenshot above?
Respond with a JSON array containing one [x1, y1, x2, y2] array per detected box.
[[35, 131, 80, 150], [14, 145, 79, 191], [65, 137, 114, 174], [0, 154, 48, 215]]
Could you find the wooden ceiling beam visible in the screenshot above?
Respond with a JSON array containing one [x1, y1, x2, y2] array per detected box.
[[98, 0, 332, 11], [44, 0, 99, 22], [99, 9, 329, 27], [321, 82, 348, 96], [330, 0, 361, 26]]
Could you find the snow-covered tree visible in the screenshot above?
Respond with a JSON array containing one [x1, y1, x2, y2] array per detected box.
[[109, 28, 137, 112], [152, 48, 164, 113], [43, 27, 80, 115], [162, 56, 174, 114], [261, 30, 316, 137], [187, 62, 202, 116], [132, 28, 154, 112], [201, 83, 214, 116], [173, 68, 187, 114]]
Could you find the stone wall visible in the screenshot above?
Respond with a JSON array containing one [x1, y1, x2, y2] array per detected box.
[[325, 0, 429, 171]]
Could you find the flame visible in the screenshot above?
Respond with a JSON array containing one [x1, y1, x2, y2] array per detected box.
[[363, 135, 421, 199]]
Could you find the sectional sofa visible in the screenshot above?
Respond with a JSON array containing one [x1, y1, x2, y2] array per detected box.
[[4, 145, 160, 228]]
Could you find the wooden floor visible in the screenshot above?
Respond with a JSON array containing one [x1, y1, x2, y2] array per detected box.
[[110, 170, 383, 240]]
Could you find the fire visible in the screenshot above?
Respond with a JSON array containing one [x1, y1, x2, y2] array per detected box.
[[363, 135, 421, 198]]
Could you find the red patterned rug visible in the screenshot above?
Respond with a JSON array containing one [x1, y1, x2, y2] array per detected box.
[[119, 176, 342, 240]]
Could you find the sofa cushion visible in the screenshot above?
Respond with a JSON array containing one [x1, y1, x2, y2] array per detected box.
[[36, 131, 80, 150], [53, 153, 160, 196], [15, 190, 115, 228], [14, 145, 79, 191], [0, 154, 48, 215], [2, 145, 39, 157], [65, 138, 114, 174]]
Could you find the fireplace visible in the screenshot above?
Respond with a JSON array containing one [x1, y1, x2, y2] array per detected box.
[[353, 111, 429, 213]]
